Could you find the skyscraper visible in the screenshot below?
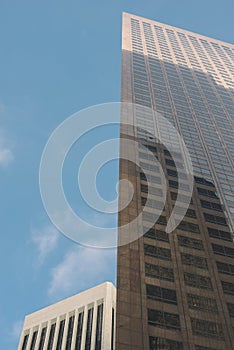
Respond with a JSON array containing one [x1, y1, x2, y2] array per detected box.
[[18, 282, 116, 350], [116, 13, 234, 350]]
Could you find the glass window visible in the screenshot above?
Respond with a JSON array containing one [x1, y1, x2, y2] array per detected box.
[[148, 309, 181, 330], [146, 284, 177, 304]]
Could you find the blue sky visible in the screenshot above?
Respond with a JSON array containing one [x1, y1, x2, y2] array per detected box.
[[0, 0, 233, 349]]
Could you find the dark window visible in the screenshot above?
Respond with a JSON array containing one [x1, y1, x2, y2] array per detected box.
[[195, 346, 221, 350], [95, 304, 103, 350], [184, 273, 213, 290], [227, 303, 234, 318], [212, 243, 234, 258], [146, 284, 177, 305], [149, 336, 183, 350], [21, 334, 29, 350], [141, 197, 164, 209], [164, 149, 182, 159], [148, 309, 181, 330], [197, 187, 218, 198], [85, 308, 94, 350], [143, 212, 167, 226], [200, 200, 222, 212], [185, 209, 197, 218], [144, 244, 171, 260], [169, 180, 189, 191], [75, 312, 84, 350], [66, 315, 75, 350], [191, 318, 224, 339], [111, 308, 115, 350], [216, 261, 234, 276], [38, 327, 47, 350], [187, 294, 218, 314], [181, 253, 208, 269], [170, 191, 193, 204], [141, 184, 163, 196], [204, 213, 227, 226], [195, 176, 215, 187], [30, 331, 38, 350], [56, 320, 65, 350], [177, 221, 200, 233], [166, 158, 183, 168], [178, 235, 204, 250], [144, 228, 169, 242], [222, 281, 234, 295], [207, 227, 232, 242], [47, 324, 56, 350], [145, 262, 174, 281]]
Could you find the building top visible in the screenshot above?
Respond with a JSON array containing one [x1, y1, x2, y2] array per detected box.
[[122, 12, 234, 48], [23, 282, 116, 329]]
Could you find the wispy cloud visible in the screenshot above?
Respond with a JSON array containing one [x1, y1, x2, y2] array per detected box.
[[31, 225, 59, 265], [48, 246, 116, 301], [11, 319, 24, 341], [0, 129, 14, 168]]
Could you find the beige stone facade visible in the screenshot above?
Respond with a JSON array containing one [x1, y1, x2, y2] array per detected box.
[[18, 282, 116, 350]]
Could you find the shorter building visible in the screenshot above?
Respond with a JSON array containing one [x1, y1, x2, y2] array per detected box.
[[18, 282, 116, 350]]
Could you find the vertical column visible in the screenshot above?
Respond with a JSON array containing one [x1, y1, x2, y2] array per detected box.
[[60, 313, 69, 350], [81, 306, 88, 350], [52, 317, 60, 350], [71, 309, 79, 350], [90, 303, 97, 350]]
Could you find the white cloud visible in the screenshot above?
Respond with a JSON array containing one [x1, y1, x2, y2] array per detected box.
[[31, 225, 59, 265], [0, 148, 14, 167], [0, 129, 14, 168], [48, 246, 116, 302], [11, 319, 24, 341]]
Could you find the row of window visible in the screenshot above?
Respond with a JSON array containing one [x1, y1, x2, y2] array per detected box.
[[21, 306, 104, 350]]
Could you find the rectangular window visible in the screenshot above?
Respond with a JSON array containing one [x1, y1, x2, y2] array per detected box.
[[216, 261, 234, 275], [200, 199, 222, 212], [146, 284, 177, 305], [149, 336, 183, 350], [178, 235, 203, 250], [197, 187, 218, 198], [207, 227, 232, 242], [145, 262, 174, 281], [38, 327, 47, 350], [95, 304, 103, 350], [30, 331, 38, 350], [148, 309, 181, 330], [144, 244, 171, 260], [222, 281, 234, 295], [75, 312, 84, 350], [187, 293, 218, 313], [212, 243, 234, 258], [85, 308, 94, 350], [21, 334, 29, 350], [177, 221, 200, 233], [181, 253, 208, 269], [144, 228, 169, 242], [56, 320, 65, 350], [111, 308, 115, 350], [195, 345, 221, 350], [191, 318, 224, 339], [184, 272, 213, 290], [204, 213, 227, 226], [66, 315, 75, 350], [227, 303, 234, 318], [47, 324, 56, 350]]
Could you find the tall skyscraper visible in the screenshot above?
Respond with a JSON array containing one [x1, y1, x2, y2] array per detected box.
[[116, 13, 234, 350], [18, 282, 116, 350]]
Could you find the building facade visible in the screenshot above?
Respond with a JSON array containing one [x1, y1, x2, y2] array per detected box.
[[18, 282, 116, 350], [116, 13, 234, 350]]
